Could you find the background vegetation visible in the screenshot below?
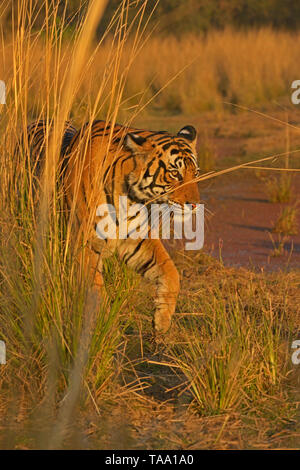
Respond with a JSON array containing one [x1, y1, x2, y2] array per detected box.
[[3, 0, 300, 35], [1, 27, 300, 119]]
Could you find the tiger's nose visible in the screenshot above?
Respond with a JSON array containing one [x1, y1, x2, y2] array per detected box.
[[186, 202, 197, 209]]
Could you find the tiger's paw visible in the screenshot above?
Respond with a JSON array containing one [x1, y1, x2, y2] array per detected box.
[[153, 310, 172, 335]]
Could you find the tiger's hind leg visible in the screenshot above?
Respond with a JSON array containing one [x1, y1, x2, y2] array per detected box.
[[84, 239, 116, 302], [119, 238, 180, 334], [86, 248, 104, 294]]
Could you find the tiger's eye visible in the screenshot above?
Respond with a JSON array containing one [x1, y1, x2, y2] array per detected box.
[[170, 170, 180, 178]]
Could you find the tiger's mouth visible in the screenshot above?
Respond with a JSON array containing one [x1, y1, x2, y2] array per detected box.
[[169, 200, 183, 211], [169, 200, 198, 211]]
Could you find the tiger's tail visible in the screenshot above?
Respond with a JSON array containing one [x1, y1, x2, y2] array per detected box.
[[14, 119, 77, 199]]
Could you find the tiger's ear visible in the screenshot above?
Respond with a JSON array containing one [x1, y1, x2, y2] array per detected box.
[[177, 125, 197, 149], [125, 133, 147, 153]]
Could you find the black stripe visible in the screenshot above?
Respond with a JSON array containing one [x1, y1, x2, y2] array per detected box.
[[97, 185, 119, 230], [124, 239, 145, 264], [162, 142, 173, 151], [155, 137, 172, 144], [142, 257, 156, 275], [143, 157, 156, 179], [137, 254, 155, 275]]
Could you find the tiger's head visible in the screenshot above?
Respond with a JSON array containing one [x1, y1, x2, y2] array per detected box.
[[124, 125, 200, 209]]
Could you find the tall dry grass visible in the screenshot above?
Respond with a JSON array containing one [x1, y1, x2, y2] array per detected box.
[[0, 0, 152, 449], [2, 27, 300, 120], [94, 28, 300, 114]]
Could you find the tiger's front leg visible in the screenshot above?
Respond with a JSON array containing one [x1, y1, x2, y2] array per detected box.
[[119, 238, 180, 334], [84, 246, 104, 296]]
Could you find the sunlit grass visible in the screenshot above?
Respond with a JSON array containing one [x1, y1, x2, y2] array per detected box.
[[0, 0, 149, 449], [167, 255, 296, 416]]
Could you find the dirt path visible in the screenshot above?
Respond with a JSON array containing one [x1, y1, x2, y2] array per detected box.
[[202, 172, 300, 271]]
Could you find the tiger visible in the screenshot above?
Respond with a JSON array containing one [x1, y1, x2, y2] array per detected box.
[[23, 120, 78, 178], [24, 119, 201, 334], [15, 119, 78, 202], [64, 120, 201, 334]]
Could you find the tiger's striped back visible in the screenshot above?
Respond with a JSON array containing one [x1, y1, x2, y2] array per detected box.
[[24, 120, 77, 177]]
